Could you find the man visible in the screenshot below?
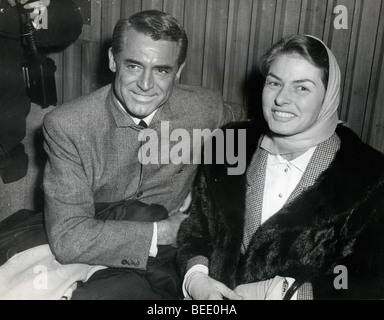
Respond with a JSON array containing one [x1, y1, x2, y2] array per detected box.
[[0, 0, 82, 183], [42, 10, 240, 299]]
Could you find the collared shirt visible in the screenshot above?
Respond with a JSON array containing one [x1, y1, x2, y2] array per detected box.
[[115, 97, 158, 127], [261, 147, 316, 224]]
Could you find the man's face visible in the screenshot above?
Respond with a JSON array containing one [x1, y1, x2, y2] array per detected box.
[[109, 28, 185, 119]]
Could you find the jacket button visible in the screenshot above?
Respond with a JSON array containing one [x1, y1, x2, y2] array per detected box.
[[121, 259, 128, 265], [136, 191, 143, 198], [134, 260, 140, 266]]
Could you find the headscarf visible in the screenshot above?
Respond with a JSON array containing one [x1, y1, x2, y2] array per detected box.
[[260, 35, 341, 155]]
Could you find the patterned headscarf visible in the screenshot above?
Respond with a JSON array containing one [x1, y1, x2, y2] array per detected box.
[[260, 35, 341, 155]]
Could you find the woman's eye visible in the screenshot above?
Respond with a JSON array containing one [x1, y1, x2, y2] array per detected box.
[[297, 86, 310, 92], [266, 81, 280, 87]]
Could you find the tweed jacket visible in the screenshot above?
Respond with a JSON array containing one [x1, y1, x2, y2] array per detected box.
[[42, 84, 240, 270], [176, 121, 384, 299]]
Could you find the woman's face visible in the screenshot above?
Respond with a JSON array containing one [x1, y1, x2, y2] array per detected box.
[[262, 54, 326, 136]]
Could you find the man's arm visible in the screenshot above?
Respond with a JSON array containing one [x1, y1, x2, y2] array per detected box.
[[42, 112, 154, 269]]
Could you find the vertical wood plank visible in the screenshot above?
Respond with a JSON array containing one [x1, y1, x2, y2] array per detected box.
[[141, 0, 163, 11], [81, 41, 103, 95], [340, 0, 381, 136], [366, 51, 384, 152], [363, 1, 384, 150], [323, 0, 355, 120], [248, 0, 277, 68], [181, 0, 208, 86], [273, 0, 302, 42], [202, 0, 230, 91], [48, 51, 64, 105], [163, 0, 185, 25], [62, 40, 82, 102], [79, 0, 102, 42], [223, 0, 253, 104], [98, 0, 121, 90], [100, 0, 122, 47], [121, 0, 143, 17], [299, 0, 329, 38]]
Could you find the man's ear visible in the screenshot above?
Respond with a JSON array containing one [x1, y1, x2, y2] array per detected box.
[[108, 48, 116, 73], [175, 62, 186, 81]]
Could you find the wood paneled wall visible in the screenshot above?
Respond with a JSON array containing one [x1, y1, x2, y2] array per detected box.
[[49, 0, 384, 153]]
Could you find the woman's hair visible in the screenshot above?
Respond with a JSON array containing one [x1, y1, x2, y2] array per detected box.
[[111, 10, 188, 68], [259, 35, 329, 89]]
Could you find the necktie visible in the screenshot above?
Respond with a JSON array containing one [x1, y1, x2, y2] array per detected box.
[[138, 120, 147, 128]]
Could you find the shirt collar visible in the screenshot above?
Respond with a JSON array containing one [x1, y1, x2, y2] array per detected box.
[[268, 146, 317, 172], [114, 95, 158, 126]]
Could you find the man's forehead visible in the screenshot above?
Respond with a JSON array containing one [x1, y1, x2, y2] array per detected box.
[[118, 31, 179, 65]]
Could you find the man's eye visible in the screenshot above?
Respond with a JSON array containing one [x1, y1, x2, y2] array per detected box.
[[157, 68, 169, 75], [127, 64, 140, 70]]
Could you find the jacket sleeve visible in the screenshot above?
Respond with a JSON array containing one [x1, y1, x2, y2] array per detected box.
[[42, 112, 154, 269]]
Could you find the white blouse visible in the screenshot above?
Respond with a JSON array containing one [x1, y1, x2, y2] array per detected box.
[[261, 146, 316, 224]]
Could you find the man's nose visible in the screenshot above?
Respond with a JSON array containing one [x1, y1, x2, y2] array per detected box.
[[137, 70, 154, 91], [274, 86, 291, 106]]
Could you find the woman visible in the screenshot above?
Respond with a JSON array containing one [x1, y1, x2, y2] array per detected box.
[[176, 35, 384, 300]]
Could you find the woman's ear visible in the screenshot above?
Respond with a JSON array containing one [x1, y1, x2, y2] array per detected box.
[[108, 48, 116, 73]]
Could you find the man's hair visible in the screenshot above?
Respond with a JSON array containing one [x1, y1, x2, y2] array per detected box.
[[111, 10, 188, 67], [259, 34, 329, 89]]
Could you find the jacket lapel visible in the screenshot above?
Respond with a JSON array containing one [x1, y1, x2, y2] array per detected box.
[[242, 144, 268, 252], [287, 133, 341, 204]]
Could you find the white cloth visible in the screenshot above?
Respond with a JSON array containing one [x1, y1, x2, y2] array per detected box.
[[261, 147, 316, 223], [115, 97, 158, 126], [0, 245, 106, 300]]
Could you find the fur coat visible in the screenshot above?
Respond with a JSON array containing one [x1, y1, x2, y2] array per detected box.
[[176, 121, 384, 299]]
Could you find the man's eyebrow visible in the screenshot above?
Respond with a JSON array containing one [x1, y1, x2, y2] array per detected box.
[[155, 64, 174, 71], [124, 59, 174, 71], [124, 58, 142, 66], [267, 73, 317, 86]]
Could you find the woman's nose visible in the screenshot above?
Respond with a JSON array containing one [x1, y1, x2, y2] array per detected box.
[[274, 86, 291, 106]]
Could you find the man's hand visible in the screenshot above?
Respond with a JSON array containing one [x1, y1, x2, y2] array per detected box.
[[157, 191, 192, 245], [157, 211, 187, 245], [185, 271, 243, 300]]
